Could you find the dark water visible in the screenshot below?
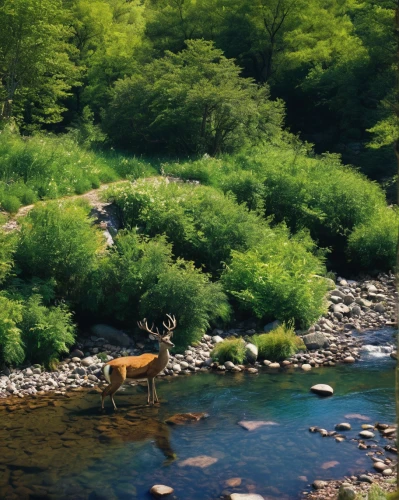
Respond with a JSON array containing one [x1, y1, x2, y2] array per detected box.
[[0, 357, 396, 500]]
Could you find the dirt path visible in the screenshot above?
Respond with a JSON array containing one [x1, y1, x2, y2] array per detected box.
[[1, 180, 131, 232]]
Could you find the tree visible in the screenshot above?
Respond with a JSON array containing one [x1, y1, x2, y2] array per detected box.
[[104, 39, 284, 154], [0, 0, 79, 126]]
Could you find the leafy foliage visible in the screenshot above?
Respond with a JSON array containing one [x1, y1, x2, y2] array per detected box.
[[85, 230, 230, 350], [0, 0, 79, 125], [347, 208, 399, 272], [105, 180, 270, 274], [0, 231, 17, 284], [221, 228, 329, 328], [20, 295, 76, 367], [16, 201, 103, 298], [211, 337, 246, 365], [252, 323, 305, 361], [0, 295, 24, 365], [105, 40, 284, 155]]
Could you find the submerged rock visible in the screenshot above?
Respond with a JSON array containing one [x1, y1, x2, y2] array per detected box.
[[237, 420, 279, 431], [178, 455, 218, 468], [165, 412, 209, 425]]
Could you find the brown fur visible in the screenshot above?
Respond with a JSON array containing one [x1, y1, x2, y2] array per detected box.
[[101, 337, 173, 410]]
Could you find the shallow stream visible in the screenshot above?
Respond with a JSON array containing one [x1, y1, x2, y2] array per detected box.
[[0, 350, 396, 500]]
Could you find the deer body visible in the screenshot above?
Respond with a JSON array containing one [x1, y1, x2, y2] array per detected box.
[[101, 316, 176, 410]]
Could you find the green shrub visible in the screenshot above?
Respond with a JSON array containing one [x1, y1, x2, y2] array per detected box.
[[16, 201, 103, 299], [0, 231, 17, 284], [0, 295, 24, 365], [105, 181, 269, 274], [253, 323, 305, 361], [85, 231, 230, 350], [347, 207, 398, 271], [21, 295, 76, 367], [140, 260, 231, 350], [1, 195, 21, 214], [221, 228, 329, 327], [211, 337, 246, 364]]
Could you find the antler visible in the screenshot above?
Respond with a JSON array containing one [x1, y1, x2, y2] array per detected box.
[[137, 318, 161, 338], [163, 314, 177, 335]]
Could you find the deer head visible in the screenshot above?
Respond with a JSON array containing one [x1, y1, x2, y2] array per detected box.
[[137, 314, 176, 348]]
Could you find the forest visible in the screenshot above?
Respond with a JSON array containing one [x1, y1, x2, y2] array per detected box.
[[0, 0, 398, 367]]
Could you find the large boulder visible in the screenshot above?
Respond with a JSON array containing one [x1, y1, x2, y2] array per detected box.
[[245, 343, 258, 363], [302, 332, 329, 350], [263, 320, 281, 332], [90, 324, 131, 347]]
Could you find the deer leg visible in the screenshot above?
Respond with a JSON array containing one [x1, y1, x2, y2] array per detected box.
[[101, 366, 126, 410], [153, 378, 159, 403], [147, 378, 157, 405]]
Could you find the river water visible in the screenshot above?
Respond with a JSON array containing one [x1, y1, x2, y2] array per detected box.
[[0, 350, 396, 500]]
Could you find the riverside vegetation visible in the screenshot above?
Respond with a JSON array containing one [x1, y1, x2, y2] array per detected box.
[[0, 1, 398, 497]]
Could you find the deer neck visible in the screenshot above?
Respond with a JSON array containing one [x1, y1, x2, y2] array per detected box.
[[156, 342, 170, 370]]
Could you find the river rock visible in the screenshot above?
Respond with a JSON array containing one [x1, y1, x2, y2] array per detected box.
[[359, 430, 375, 439], [81, 357, 96, 367], [373, 303, 385, 313], [229, 495, 265, 500], [263, 320, 281, 332], [301, 364, 312, 371], [245, 343, 258, 363], [224, 361, 235, 370], [373, 461, 389, 472], [178, 455, 218, 468], [338, 485, 356, 500], [332, 304, 350, 315], [212, 335, 224, 344], [335, 423, 351, 431], [225, 478, 242, 487], [268, 362, 280, 369], [302, 332, 329, 350], [312, 480, 328, 490], [150, 485, 174, 497], [165, 413, 209, 425], [238, 420, 278, 431], [310, 384, 333, 396], [90, 324, 131, 347]]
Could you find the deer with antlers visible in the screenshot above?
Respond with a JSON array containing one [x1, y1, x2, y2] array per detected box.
[[101, 315, 176, 410]]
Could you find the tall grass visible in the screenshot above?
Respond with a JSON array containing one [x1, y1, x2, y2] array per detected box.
[[211, 337, 246, 364], [0, 128, 156, 212], [252, 323, 305, 361]]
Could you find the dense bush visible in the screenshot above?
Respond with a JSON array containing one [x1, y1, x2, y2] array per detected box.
[[105, 40, 284, 155], [0, 295, 24, 365], [16, 201, 103, 299], [162, 144, 396, 271], [140, 260, 230, 349], [21, 295, 76, 367], [221, 228, 329, 327], [85, 230, 230, 349], [105, 180, 270, 274], [211, 338, 246, 364], [252, 324, 305, 361], [347, 207, 399, 271]]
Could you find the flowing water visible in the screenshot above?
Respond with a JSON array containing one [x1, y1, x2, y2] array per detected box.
[[0, 352, 396, 500]]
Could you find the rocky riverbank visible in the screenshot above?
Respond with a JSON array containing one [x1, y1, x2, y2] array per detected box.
[[1, 273, 396, 399]]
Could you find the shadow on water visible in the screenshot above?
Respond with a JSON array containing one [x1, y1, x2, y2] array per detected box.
[[0, 355, 396, 500]]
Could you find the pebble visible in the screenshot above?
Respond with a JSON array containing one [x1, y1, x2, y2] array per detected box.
[[150, 484, 174, 497]]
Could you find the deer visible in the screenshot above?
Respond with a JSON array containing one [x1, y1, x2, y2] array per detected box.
[[101, 314, 176, 410]]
